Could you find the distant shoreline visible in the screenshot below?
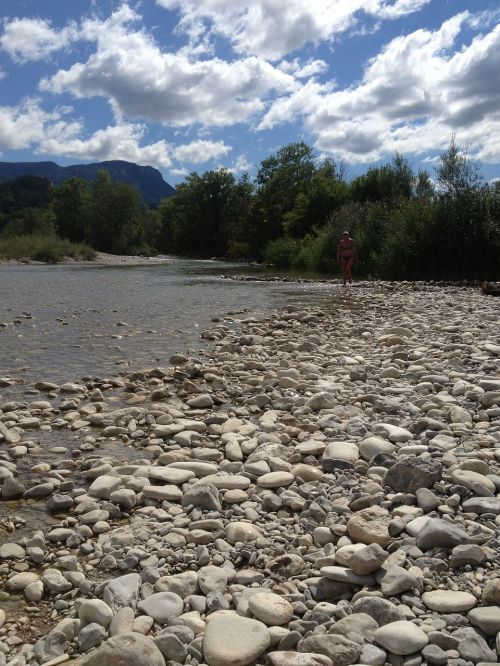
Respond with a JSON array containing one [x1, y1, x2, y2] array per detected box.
[[0, 252, 171, 266]]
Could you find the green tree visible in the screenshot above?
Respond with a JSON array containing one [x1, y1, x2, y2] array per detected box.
[[88, 171, 144, 254], [284, 159, 350, 238], [436, 135, 482, 196], [53, 177, 91, 243], [253, 142, 316, 247]]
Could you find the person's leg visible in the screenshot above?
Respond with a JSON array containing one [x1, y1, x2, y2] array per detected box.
[[345, 256, 353, 283], [341, 257, 347, 285]]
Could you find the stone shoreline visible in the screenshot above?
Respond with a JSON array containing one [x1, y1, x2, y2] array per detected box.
[[0, 282, 499, 666], [0, 252, 171, 267]]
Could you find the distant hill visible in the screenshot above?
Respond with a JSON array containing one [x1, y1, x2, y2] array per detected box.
[[0, 160, 175, 205]]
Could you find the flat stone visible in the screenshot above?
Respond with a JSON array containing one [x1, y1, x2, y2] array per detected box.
[[257, 472, 294, 488], [149, 467, 195, 484], [202, 611, 271, 666], [422, 590, 476, 612], [322, 441, 359, 471], [143, 484, 183, 501], [374, 620, 428, 655], [225, 522, 263, 544], [267, 652, 333, 666], [451, 469, 496, 496], [320, 566, 375, 586], [247, 593, 294, 626], [416, 518, 469, 550], [373, 423, 413, 443], [0, 543, 25, 559], [7, 571, 40, 591], [462, 497, 500, 515], [467, 607, 500, 635], [137, 592, 183, 623]]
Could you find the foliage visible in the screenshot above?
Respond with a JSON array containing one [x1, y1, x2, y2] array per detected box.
[[0, 233, 96, 263], [0, 137, 499, 279]]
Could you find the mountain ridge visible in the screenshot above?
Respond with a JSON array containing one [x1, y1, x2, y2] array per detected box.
[[0, 160, 175, 205]]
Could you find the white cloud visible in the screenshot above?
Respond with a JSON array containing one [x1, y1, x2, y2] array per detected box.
[[173, 140, 231, 163], [41, 7, 296, 127], [0, 99, 77, 152], [231, 154, 253, 173], [39, 123, 172, 167], [0, 17, 77, 62], [260, 13, 500, 164], [157, 0, 431, 60], [169, 167, 190, 177], [279, 58, 328, 78]]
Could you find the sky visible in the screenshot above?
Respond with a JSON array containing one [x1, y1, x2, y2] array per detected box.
[[0, 0, 499, 186]]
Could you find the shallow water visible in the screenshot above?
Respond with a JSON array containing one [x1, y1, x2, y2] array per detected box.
[[0, 257, 347, 384]]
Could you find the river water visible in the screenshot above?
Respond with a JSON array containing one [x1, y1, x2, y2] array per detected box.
[[0, 258, 346, 386]]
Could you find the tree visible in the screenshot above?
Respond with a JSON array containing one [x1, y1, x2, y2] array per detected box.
[[254, 142, 316, 246], [159, 169, 244, 257], [53, 177, 91, 242], [436, 135, 482, 196], [284, 159, 350, 237], [88, 171, 144, 254]]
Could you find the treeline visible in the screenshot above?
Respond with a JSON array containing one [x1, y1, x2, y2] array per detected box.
[[160, 138, 500, 280], [0, 170, 161, 259], [1, 138, 499, 278]]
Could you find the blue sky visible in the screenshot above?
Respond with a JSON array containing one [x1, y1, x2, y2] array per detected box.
[[0, 0, 499, 186]]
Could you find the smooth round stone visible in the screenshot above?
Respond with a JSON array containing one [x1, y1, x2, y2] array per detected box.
[[373, 423, 413, 443], [224, 489, 249, 504], [202, 611, 271, 666], [359, 437, 394, 461], [79, 599, 114, 628], [248, 593, 294, 626], [451, 469, 496, 496], [257, 472, 294, 488], [0, 609, 5, 628], [422, 590, 477, 612], [225, 522, 263, 544], [374, 620, 428, 655], [462, 497, 500, 514], [0, 543, 25, 559], [149, 467, 195, 484], [267, 652, 333, 666], [467, 607, 500, 635], [7, 572, 40, 591], [77, 632, 164, 666], [88, 475, 121, 499], [137, 592, 183, 623]]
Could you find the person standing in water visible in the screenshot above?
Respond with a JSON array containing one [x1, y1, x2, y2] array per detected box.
[[337, 231, 357, 285]]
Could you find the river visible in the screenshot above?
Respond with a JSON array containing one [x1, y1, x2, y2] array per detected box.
[[0, 258, 346, 386]]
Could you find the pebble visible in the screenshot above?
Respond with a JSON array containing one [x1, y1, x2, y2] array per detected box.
[[1, 286, 500, 666]]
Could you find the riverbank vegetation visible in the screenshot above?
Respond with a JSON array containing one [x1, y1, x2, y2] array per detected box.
[[0, 137, 499, 277], [0, 234, 95, 263]]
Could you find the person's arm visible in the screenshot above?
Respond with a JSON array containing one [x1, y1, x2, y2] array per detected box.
[[337, 242, 341, 262]]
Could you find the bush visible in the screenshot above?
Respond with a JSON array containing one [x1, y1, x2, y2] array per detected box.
[[0, 234, 96, 263], [263, 236, 301, 268]]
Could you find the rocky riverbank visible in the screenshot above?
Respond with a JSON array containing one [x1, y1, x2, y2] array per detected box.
[[0, 252, 171, 266], [0, 282, 499, 666]]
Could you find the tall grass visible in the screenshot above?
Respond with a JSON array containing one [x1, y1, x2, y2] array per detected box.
[[0, 234, 96, 263]]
